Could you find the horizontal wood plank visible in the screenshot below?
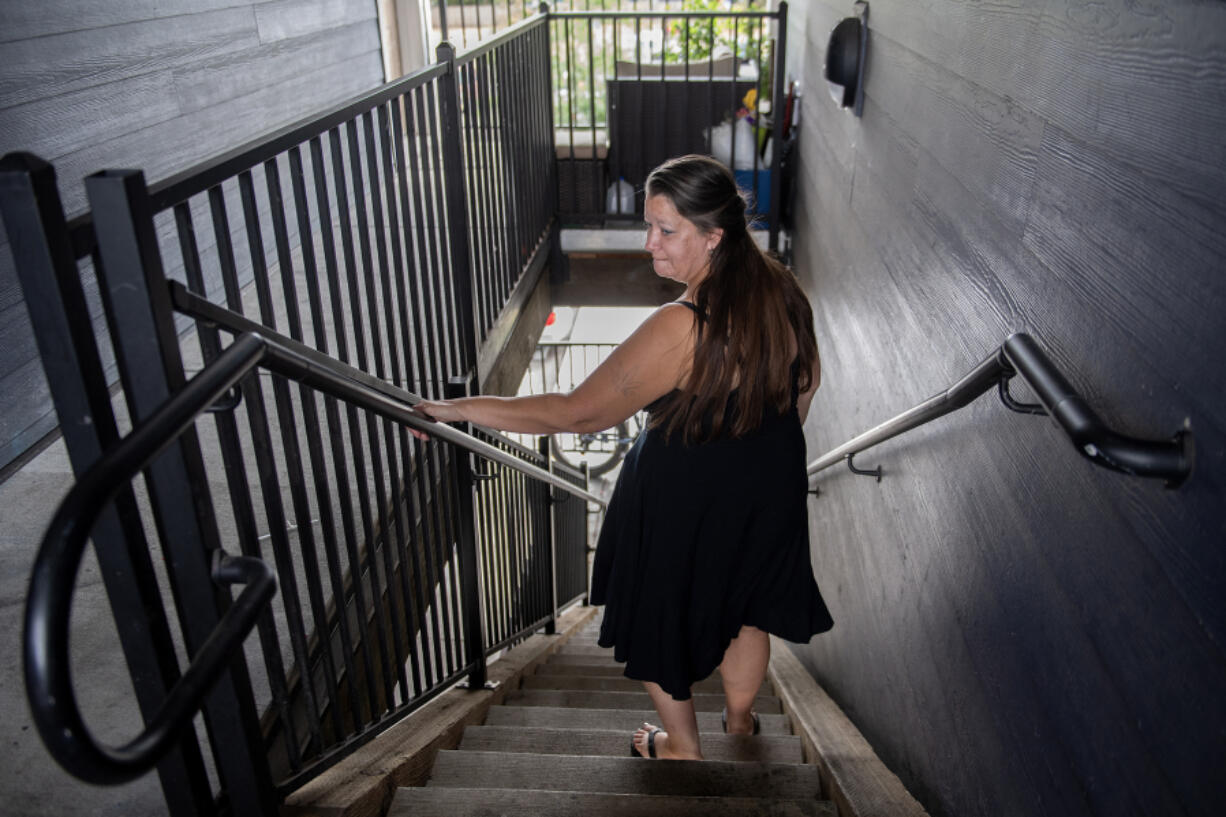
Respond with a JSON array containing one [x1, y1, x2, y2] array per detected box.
[[172, 20, 378, 114], [0, 7, 258, 109], [0, 70, 182, 163], [255, 0, 378, 44], [0, 0, 248, 44]]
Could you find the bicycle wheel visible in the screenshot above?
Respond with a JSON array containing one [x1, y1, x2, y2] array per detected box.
[[550, 421, 632, 478]]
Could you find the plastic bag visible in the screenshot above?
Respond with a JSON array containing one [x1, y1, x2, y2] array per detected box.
[[706, 118, 758, 170]]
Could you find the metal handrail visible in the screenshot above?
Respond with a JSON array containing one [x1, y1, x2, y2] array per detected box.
[[167, 282, 605, 503], [25, 335, 275, 783], [807, 333, 1194, 488], [25, 330, 606, 784]]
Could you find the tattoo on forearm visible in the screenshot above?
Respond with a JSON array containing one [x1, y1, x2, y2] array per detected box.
[[612, 360, 642, 397]]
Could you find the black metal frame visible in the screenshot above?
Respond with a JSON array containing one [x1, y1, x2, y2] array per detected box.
[[807, 332, 1194, 488], [547, 3, 788, 249], [20, 322, 604, 793]]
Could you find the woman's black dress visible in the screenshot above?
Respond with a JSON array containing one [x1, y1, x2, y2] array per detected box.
[[589, 349, 834, 701]]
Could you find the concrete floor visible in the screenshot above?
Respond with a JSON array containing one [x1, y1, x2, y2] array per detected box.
[[0, 435, 169, 816]]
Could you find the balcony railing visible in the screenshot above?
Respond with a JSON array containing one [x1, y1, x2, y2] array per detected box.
[[0, 12, 591, 816]]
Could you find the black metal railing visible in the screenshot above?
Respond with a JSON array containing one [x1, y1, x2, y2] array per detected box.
[[0, 12, 586, 816], [22, 329, 602, 790], [807, 333, 1195, 488], [549, 3, 786, 247], [433, 0, 773, 51]]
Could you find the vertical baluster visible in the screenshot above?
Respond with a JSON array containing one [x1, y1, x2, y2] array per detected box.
[[234, 168, 328, 762], [504, 36, 526, 266], [428, 62, 476, 379], [285, 145, 368, 730], [307, 136, 383, 722], [261, 155, 350, 743], [181, 195, 301, 774], [457, 60, 488, 338], [447, 376, 489, 688], [489, 49, 516, 306], [586, 15, 599, 222], [393, 90, 445, 692], [474, 447, 501, 645], [343, 117, 413, 704], [425, 78, 470, 678], [539, 437, 559, 634], [406, 85, 453, 685], [768, 2, 787, 250], [476, 51, 502, 316], [429, 71, 480, 672], [355, 111, 416, 706], [517, 458, 536, 628], [328, 127, 402, 713], [375, 101, 428, 697]]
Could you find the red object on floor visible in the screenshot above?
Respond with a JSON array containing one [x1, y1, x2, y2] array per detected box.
[[545, 311, 556, 326]]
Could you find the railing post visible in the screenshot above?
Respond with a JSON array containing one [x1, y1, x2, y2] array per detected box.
[[538, 437, 559, 635], [436, 41, 481, 384], [580, 461, 592, 606], [83, 169, 278, 815], [446, 375, 491, 689], [768, 1, 788, 252], [0, 153, 214, 816]]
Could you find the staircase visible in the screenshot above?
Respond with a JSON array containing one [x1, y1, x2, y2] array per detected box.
[[389, 617, 836, 816]]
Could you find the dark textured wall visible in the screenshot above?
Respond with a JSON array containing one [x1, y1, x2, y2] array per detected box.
[[0, 0, 384, 473], [786, 2, 1225, 816]]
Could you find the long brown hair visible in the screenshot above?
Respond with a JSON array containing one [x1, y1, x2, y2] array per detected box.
[[647, 155, 817, 443]]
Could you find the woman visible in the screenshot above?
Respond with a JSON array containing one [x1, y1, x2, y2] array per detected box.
[[414, 155, 833, 760]]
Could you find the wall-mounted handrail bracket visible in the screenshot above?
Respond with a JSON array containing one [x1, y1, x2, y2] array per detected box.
[[846, 452, 883, 482], [997, 376, 1046, 416], [204, 385, 242, 414]]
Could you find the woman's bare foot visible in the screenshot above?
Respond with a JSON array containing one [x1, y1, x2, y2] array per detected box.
[[632, 722, 703, 760]]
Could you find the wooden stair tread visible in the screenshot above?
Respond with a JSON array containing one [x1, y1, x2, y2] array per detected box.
[[390, 786, 835, 816], [555, 643, 623, 656], [459, 725, 804, 763], [484, 705, 791, 735], [522, 674, 728, 694], [426, 750, 824, 800], [543, 652, 632, 665], [535, 662, 651, 676], [531, 664, 777, 696], [505, 688, 782, 713]]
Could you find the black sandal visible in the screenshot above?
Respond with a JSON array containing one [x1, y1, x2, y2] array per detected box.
[[721, 707, 760, 735], [630, 725, 663, 758]]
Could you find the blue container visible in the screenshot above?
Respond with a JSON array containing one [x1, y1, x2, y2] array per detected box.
[[734, 169, 771, 215]]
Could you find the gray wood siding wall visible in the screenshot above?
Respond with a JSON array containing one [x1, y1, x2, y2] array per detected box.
[[787, 2, 1225, 816], [0, 0, 384, 472]]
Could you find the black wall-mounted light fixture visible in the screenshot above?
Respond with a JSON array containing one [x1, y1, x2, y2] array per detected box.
[[825, 1, 869, 117]]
